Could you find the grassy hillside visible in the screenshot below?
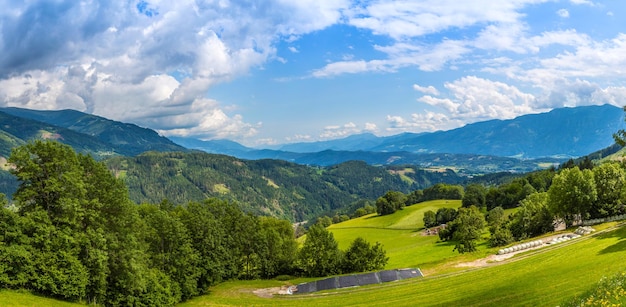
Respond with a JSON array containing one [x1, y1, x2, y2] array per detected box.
[[328, 200, 464, 270], [4, 202, 626, 306], [179, 222, 626, 307], [0, 290, 84, 307]]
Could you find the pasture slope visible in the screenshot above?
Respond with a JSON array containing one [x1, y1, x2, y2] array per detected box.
[[328, 200, 465, 271], [180, 220, 626, 306], [3, 200, 626, 306]]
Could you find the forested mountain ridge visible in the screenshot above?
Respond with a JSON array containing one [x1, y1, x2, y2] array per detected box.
[[0, 107, 185, 156], [0, 110, 117, 159], [105, 151, 463, 221]]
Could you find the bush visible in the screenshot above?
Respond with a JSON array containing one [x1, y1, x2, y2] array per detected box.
[[342, 237, 388, 273]]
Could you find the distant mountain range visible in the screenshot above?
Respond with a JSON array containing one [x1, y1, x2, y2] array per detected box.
[[1, 104, 624, 220], [1, 104, 623, 173], [273, 104, 624, 158], [173, 105, 625, 170]]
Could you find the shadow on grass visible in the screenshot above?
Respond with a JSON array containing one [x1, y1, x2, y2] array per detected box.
[[364, 215, 382, 220], [598, 238, 626, 255]]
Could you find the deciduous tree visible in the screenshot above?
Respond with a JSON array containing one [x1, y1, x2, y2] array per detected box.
[[298, 224, 342, 277]]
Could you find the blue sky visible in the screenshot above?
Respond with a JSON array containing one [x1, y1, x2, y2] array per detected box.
[[1, 0, 626, 147]]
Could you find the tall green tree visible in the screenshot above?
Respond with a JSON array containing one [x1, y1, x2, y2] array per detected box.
[[510, 192, 554, 240], [139, 204, 200, 301], [435, 207, 457, 225], [451, 206, 485, 254], [376, 191, 406, 215], [486, 207, 512, 247], [462, 184, 486, 208], [592, 162, 626, 217], [6, 141, 171, 305], [257, 217, 297, 279], [548, 167, 597, 227], [423, 210, 437, 228], [341, 237, 388, 273], [298, 224, 342, 277]]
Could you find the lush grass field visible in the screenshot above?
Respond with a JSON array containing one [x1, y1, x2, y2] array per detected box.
[[5, 200, 626, 306], [0, 290, 84, 307], [328, 200, 471, 270], [181, 224, 626, 306]]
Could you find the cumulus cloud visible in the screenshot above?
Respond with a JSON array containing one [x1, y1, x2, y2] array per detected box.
[[412, 76, 539, 131], [2, 0, 625, 143], [312, 0, 576, 77], [386, 112, 460, 133], [318, 122, 378, 139], [313, 39, 470, 77], [413, 84, 440, 96], [0, 0, 350, 141], [345, 0, 538, 40]]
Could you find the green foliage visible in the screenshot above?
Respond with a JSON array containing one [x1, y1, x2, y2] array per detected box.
[[486, 207, 513, 247], [341, 237, 388, 273], [139, 204, 200, 301], [562, 271, 626, 307], [298, 224, 342, 277], [485, 179, 535, 210], [0, 141, 303, 305], [548, 167, 597, 226], [409, 183, 465, 205], [316, 215, 333, 228], [451, 206, 486, 254], [592, 162, 626, 217], [510, 192, 554, 240], [462, 184, 486, 208], [106, 152, 456, 221], [423, 210, 437, 228], [375, 190, 406, 215], [256, 217, 297, 279], [435, 207, 458, 225]]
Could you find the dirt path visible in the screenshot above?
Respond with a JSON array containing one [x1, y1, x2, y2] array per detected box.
[[253, 285, 295, 298]]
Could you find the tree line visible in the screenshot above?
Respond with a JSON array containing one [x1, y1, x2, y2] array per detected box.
[[0, 141, 387, 305], [426, 159, 626, 253]]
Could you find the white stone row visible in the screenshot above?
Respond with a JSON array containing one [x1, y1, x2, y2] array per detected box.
[[574, 226, 595, 236], [583, 214, 626, 226], [547, 233, 581, 245], [497, 240, 544, 255]]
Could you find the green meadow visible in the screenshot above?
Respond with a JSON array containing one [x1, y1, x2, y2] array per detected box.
[[4, 200, 626, 306], [328, 200, 467, 271], [182, 223, 626, 306], [0, 290, 85, 307]]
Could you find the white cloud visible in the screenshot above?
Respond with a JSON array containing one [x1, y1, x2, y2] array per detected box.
[[288, 46, 299, 53], [0, 0, 355, 141], [386, 112, 459, 132], [557, 9, 570, 18], [313, 39, 470, 77], [413, 84, 440, 96], [570, 0, 595, 5], [319, 122, 378, 139], [345, 0, 543, 40], [286, 134, 313, 142], [364, 122, 378, 132], [418, 76, 538, 123]]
